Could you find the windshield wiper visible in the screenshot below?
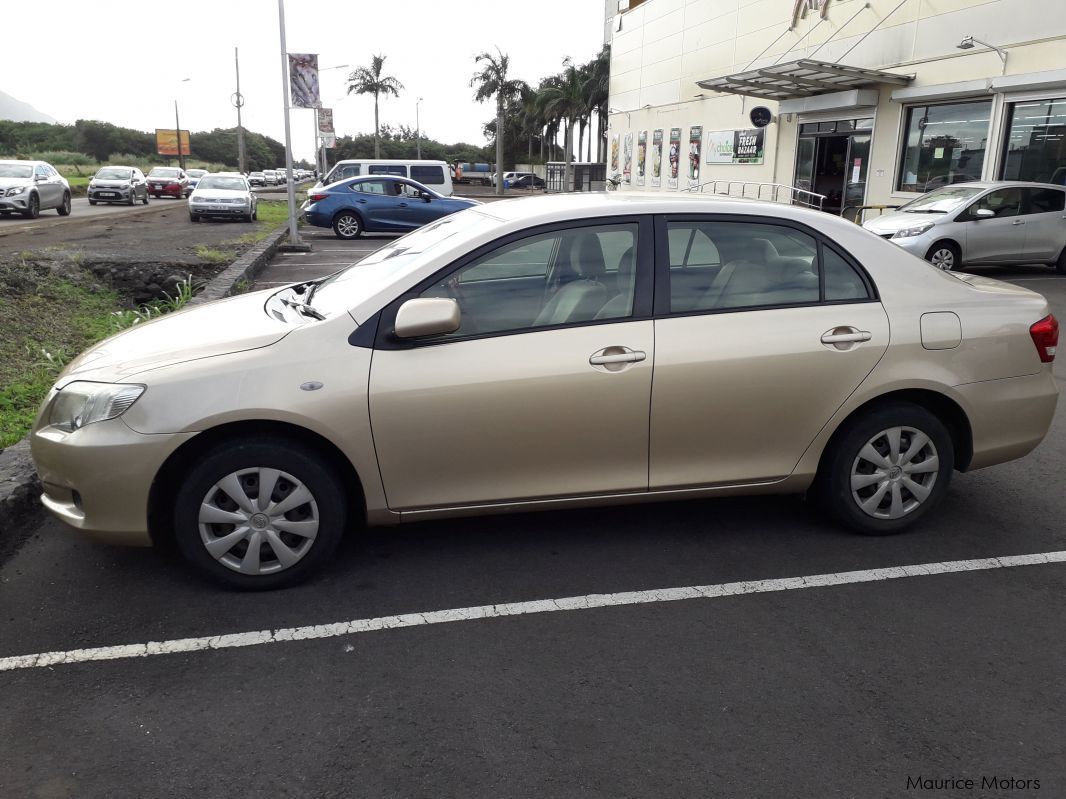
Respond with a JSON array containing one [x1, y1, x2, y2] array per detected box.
[[280, 297, 325, 320]]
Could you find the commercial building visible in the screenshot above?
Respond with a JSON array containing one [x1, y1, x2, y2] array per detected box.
[[605, 0, 1066, 216]]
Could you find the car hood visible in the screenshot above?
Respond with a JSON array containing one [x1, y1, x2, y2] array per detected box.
[[91, 179, 132, 187], [0, 177, 32, 190], [57, 290, 292, 384], [863, 211, 953, 235], [191, 188, 249, 200], [148, 175, 182, 182]]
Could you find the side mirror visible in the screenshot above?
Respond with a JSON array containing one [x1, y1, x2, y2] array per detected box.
[[973, 208, 995, 219], [421, 191, 432, 202], [35, 174, 47, 182], [394, 297, 460, 339]]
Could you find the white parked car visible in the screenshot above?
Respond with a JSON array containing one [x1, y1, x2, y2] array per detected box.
[[188, 173, 258, 222]]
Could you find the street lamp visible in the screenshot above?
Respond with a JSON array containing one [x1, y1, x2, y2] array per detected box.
[[233, 48, 247, 174], [957, 35, 1008, 73], [175, 77, 191, 171], [416, 97, 423, 159]]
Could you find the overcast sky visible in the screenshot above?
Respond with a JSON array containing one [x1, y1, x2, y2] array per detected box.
[[4, 0, 606, 161]]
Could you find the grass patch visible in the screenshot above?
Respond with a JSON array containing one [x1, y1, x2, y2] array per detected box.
[[194, 244, 235, 264], [255, 201, 292, 227], [0, 269, 121, 448]]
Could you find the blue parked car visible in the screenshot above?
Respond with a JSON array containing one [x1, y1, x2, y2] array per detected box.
[[304, 175, 478, 240]]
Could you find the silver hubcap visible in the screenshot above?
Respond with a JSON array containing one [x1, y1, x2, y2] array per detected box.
[[198, 467, 319, 575], [930, 248, 955, 270], [336, 216, 359, 237], [850, 426, 940, 520]]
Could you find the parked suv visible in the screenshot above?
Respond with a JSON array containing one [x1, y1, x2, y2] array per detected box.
[[864, 181, 1066, 273], [0, 159, 71, 219]]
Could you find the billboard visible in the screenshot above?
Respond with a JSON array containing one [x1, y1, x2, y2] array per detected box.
[[289, 53, 321, 108], [704, 128, 766, 165], [155, 129, 191, 156]]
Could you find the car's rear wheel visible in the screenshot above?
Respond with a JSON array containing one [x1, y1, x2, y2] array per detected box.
[[1055, 246, 1066, 275], [22, 193, 39, 219], [926, 241, 960, 271], [172, 440, 347, 590], [56, 192, 71, 216], [815, 402, 954, 536], [142, 190, 149, 205], [333, 211, 362, 240]]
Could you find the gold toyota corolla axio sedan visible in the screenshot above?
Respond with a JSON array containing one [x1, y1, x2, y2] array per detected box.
[[31, 194, 1059, 589]]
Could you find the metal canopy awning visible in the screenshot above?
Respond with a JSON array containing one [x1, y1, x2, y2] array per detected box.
[[697, 59, 912, 101]]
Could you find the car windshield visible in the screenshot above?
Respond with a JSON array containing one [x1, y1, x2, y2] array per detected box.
[[95, 168, 133, 180], [197, 177, 247, 191], [0, 164, 33, 179], [149, 168, 180, 178], [251, 172, 264, 177], [309, 210, 497, 317], [899, 186, 984, 213], [187, 170, 207, 177]]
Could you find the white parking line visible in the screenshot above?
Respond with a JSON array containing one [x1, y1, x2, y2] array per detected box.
[[1, 550, 1062, 672]]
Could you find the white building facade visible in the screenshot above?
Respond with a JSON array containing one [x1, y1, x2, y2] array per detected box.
[[605, 0, 1066, 216]]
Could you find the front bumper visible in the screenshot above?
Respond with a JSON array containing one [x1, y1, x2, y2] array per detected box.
[[31, 417, 194, 546], [190, 202, 251, 216], [149, 183, 184, 197], [88, 187, 136, 201]]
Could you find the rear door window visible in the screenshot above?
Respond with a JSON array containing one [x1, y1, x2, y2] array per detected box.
[[369, 165, 407, 177], [1025, 187, 1066, 214], [411, 166, 444, 185]]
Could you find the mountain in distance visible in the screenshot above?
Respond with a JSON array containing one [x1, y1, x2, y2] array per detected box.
[[0, 89, 57, 123]]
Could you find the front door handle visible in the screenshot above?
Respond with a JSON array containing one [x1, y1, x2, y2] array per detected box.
[[1011, 219, 1025, 225], [589, 346, 646, 371]]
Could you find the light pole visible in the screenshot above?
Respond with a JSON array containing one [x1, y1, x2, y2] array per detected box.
[[277, 0, 303, 249], [416, 97, 423, 159], [233, 48, 247, 174], [175, 77, 190, 170]]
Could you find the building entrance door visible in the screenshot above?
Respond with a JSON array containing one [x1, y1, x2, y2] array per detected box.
[[794, 119, 872, 216]]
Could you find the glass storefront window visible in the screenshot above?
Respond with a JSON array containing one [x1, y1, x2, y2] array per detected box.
[[1001, 98, 1066, 185], [897, 100, 992, 193]]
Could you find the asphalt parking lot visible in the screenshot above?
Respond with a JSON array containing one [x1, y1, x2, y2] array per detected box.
[[1, 226, 1065, 797]]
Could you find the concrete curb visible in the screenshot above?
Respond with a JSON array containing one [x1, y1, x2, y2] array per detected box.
[[0, 219, 292, 556]]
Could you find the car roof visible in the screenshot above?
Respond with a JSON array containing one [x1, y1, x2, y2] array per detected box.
[[940, 180, 1065, 190], [209, 172, 245, 177]]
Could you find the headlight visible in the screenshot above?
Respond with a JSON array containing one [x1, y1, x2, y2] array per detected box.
[[892, 222, 935, 239], [48, 382, 145, 433], [5, 186, 27, 197]]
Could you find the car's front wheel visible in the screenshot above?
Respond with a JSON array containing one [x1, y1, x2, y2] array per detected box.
[[22, 193, 39, 219], [172, 440, 348, 589], [333, 211, 363, 240], [815, 402, 954, 536], [189, 213, 200, 223], [926, 241, 960, 271]]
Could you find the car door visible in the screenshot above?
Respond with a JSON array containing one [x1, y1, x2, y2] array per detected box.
[[649, 216, 889, 489], [34, 165, 58, 208], [1020, 187, 1066, 262], [960, 187, 1027, 263], [368, 218, 654, 511], [349, 179, 406, 231]]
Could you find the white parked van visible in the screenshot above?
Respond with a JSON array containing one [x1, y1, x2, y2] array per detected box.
[[317, 159, 454, 196]]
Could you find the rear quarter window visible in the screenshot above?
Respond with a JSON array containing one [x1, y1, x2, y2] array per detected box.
[[411, 166, 445, 185]]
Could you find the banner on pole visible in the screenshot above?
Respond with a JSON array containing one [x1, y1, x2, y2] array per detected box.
[[318, 107, 334, 134], [320, 133, 337, 149], [288, 53, 321, 108]]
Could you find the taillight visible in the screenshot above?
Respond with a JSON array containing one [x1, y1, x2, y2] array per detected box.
[[309, 193, 328, 203], [1030, 314, 1058, 363]]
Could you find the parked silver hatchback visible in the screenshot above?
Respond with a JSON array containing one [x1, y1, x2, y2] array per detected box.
[[863, 182, 1066, 272]]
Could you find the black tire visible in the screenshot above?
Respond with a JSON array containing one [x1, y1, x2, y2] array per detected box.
[[925, 241, 960, 271], [142, 191, 149, 205], [88, 199, 97, 206], [333, 211, 363, 240], [814, 402, 954, 536], [127, 189, 136, 206], [57, 192, 71, 215], [172, 439, 347, 590], [1055, 246, 1066, 275], [189, 213, 200, 223], [22, 193, 39, 219]]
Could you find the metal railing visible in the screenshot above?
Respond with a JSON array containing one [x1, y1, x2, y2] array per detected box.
[[687, 180, 827, 211]]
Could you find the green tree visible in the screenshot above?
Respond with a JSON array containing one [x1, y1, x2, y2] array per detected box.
[[583, 45, 610, 163], [471, 48, 527, 195], [538, 58, 588, 189], [346, 54, 404, 159]]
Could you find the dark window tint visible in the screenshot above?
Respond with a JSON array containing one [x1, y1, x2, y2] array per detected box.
[[1001, 98, 1066, 184], [369, 164, 407, 176], [1026, 187, 1066, 214], [666, 221, 819, 313], [410, 165, 444, 185], [420, 224, 638, 338], [823, 246, 870, 302]]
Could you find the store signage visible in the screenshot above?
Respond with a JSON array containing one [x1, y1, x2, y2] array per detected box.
[[792, 0, 830, 29], [750, 106, 773, 128], [704, 128, 766, 165]]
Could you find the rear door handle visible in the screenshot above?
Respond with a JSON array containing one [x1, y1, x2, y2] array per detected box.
[[1011, 219, 1025, 225], [589, 347, 647, 369], [821, 329, 871, 344]]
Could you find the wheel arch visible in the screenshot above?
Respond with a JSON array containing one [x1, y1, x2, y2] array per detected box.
[[147, 419, 367, 547], [332, 207, 365, 227], [925, 238, 962, 263], [817, 388, 973, 477]]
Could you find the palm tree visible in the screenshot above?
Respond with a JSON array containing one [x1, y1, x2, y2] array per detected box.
[[471, 48, 526, 195], [583, 45, 610, 163], [347, 54, 404, 159], [538, 58, 588, 191]]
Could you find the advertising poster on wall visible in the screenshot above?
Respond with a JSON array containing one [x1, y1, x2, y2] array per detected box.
[[668, 127, 681, 189], [637, 130, 647, 186], [651, 129, 663, 187], [610, 134, 620, 174], [623, 132, 633, 183], [688, 125, 703, 187], [703, 128, 766, 165]]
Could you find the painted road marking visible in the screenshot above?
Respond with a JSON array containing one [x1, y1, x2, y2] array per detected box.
[[1, 550, 1062, 672]]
